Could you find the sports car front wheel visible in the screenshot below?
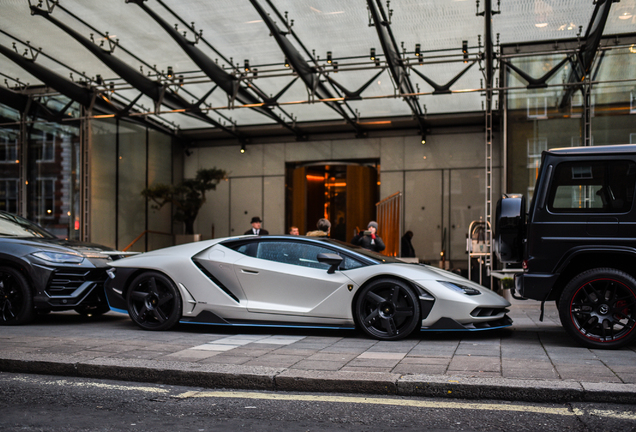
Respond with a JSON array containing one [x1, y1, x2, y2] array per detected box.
[[0, 266, 34, 325], [355, 278, 421, 341], [126, 271, 182, 331]]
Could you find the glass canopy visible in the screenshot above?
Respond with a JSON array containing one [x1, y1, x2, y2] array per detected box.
[[1, 0, 635, 131]]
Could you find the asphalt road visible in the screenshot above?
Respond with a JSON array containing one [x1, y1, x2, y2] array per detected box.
[[1, 373, 635, 431]]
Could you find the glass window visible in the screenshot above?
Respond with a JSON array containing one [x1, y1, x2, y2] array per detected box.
[[35, 178, 55, 220], [228, 239, 364, 270], [0, 179, 18, 213], [548, 160, 636, 213], [36, 131, 55, 162], [0, 136, 18, 163]]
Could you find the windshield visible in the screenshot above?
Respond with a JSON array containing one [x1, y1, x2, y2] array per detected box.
[[317, 238, 405, 264], [0, 212, 56, 239]]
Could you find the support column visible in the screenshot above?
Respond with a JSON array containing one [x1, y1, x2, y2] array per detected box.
[[582, 79, 593, 146], [18, 110, 28, 217], [79, 109, 91, 242]]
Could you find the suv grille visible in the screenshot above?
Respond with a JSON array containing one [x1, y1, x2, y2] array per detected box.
[[45, 268, 107, 299]]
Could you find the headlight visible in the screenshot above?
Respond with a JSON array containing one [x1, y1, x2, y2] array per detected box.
[[32, 251, 84, 264], [438, 280, 481, 296]]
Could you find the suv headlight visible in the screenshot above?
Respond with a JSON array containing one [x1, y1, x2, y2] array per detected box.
[[32, 251, 84, 264], [438, 280, 481, 296]]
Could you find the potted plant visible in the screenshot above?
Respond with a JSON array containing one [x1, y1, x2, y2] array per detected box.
[[142, 167, 227, 242]]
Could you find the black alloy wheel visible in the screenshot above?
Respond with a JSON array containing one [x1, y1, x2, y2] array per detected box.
[[0, 266, 34, 325], [355, 278, 421, 341], [126, 271, 182, 331], [558, 268, 636, 349]]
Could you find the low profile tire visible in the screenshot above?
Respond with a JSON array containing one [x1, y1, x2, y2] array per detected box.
[[126, 271, 182, 331], [354, 278, 421, 341], [558, 268, 636, 349], [0, 266, 34, 325]]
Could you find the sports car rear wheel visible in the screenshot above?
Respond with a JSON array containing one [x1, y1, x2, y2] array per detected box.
[[355, 278, 420, 341], [126, 271, 182, 331], [0, 266, 34, 325]]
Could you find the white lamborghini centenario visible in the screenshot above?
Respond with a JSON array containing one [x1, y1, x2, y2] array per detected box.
[[105, 235, 511, 340]]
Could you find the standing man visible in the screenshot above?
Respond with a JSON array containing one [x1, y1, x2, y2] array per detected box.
[[351, 221, 385, 252], [245, 216, 269, 235]]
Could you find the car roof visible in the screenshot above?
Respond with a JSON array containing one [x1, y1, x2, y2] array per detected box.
[[547, 144, 636, 156], [220, 235, 402, 264]]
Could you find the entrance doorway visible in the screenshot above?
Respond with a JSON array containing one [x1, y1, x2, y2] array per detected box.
[[286, 162, 378, 241]]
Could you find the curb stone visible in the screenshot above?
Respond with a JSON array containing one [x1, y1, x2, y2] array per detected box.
[[2, 356, 636, 404]]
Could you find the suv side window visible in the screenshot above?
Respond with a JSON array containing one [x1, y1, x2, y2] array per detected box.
[[547, 160, 636, 213]]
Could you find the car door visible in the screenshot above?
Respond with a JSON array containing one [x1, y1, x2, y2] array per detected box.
[[232, 239, 354, 317]]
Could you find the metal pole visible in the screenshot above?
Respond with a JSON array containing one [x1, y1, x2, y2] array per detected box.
[[18, 105, 29, 217], [80, 108, 91, 242]]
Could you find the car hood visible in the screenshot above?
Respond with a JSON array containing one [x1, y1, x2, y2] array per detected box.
[[3, 236, 114, 254]]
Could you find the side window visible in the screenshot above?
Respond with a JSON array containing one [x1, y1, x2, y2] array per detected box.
[[254, 241, 365, 270], [229, 242, 257, 257], [548, 160, 636, 213]]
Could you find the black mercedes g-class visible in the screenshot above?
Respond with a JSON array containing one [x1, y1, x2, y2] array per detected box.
[[495, 145, 636, 349]]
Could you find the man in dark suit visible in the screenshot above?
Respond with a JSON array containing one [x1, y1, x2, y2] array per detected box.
[[244, 216, 269, 235]]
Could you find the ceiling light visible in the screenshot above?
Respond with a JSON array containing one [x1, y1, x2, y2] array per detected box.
[[630, 44, 636, 54], [535, 22, 548, 28], [421, 134, 426, 144], [240, 143, 246, 154], [619, 12, 633, 20]]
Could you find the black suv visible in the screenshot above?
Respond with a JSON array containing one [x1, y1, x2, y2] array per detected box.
[[495, 145, 636, 349]]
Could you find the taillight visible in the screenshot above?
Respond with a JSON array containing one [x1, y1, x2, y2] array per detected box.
[[522, 260, 528, 270]]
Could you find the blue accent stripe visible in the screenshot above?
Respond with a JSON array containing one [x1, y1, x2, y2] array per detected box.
[[109, 306, 128, 315], [179, 320, 355, 330], [104, 294, 128, 315], [420, 323, 512, 332]]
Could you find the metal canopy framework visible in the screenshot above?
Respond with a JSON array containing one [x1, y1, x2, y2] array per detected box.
[[0, 0, 634, 145]]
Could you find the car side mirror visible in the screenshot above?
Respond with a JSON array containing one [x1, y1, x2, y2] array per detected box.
[[317, 253, 343, 274]]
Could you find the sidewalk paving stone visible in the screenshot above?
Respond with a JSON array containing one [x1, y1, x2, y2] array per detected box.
[[1, 298, 635, 403]]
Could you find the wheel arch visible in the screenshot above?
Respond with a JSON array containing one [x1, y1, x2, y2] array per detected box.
[[0, 256, 36, 296], [350, 274, 422, 324], [550, 248, 636, 301], [120, 267, 175, 300]]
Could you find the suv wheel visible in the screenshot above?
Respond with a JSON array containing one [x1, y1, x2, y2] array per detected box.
[[558, 268, 636, 349]]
